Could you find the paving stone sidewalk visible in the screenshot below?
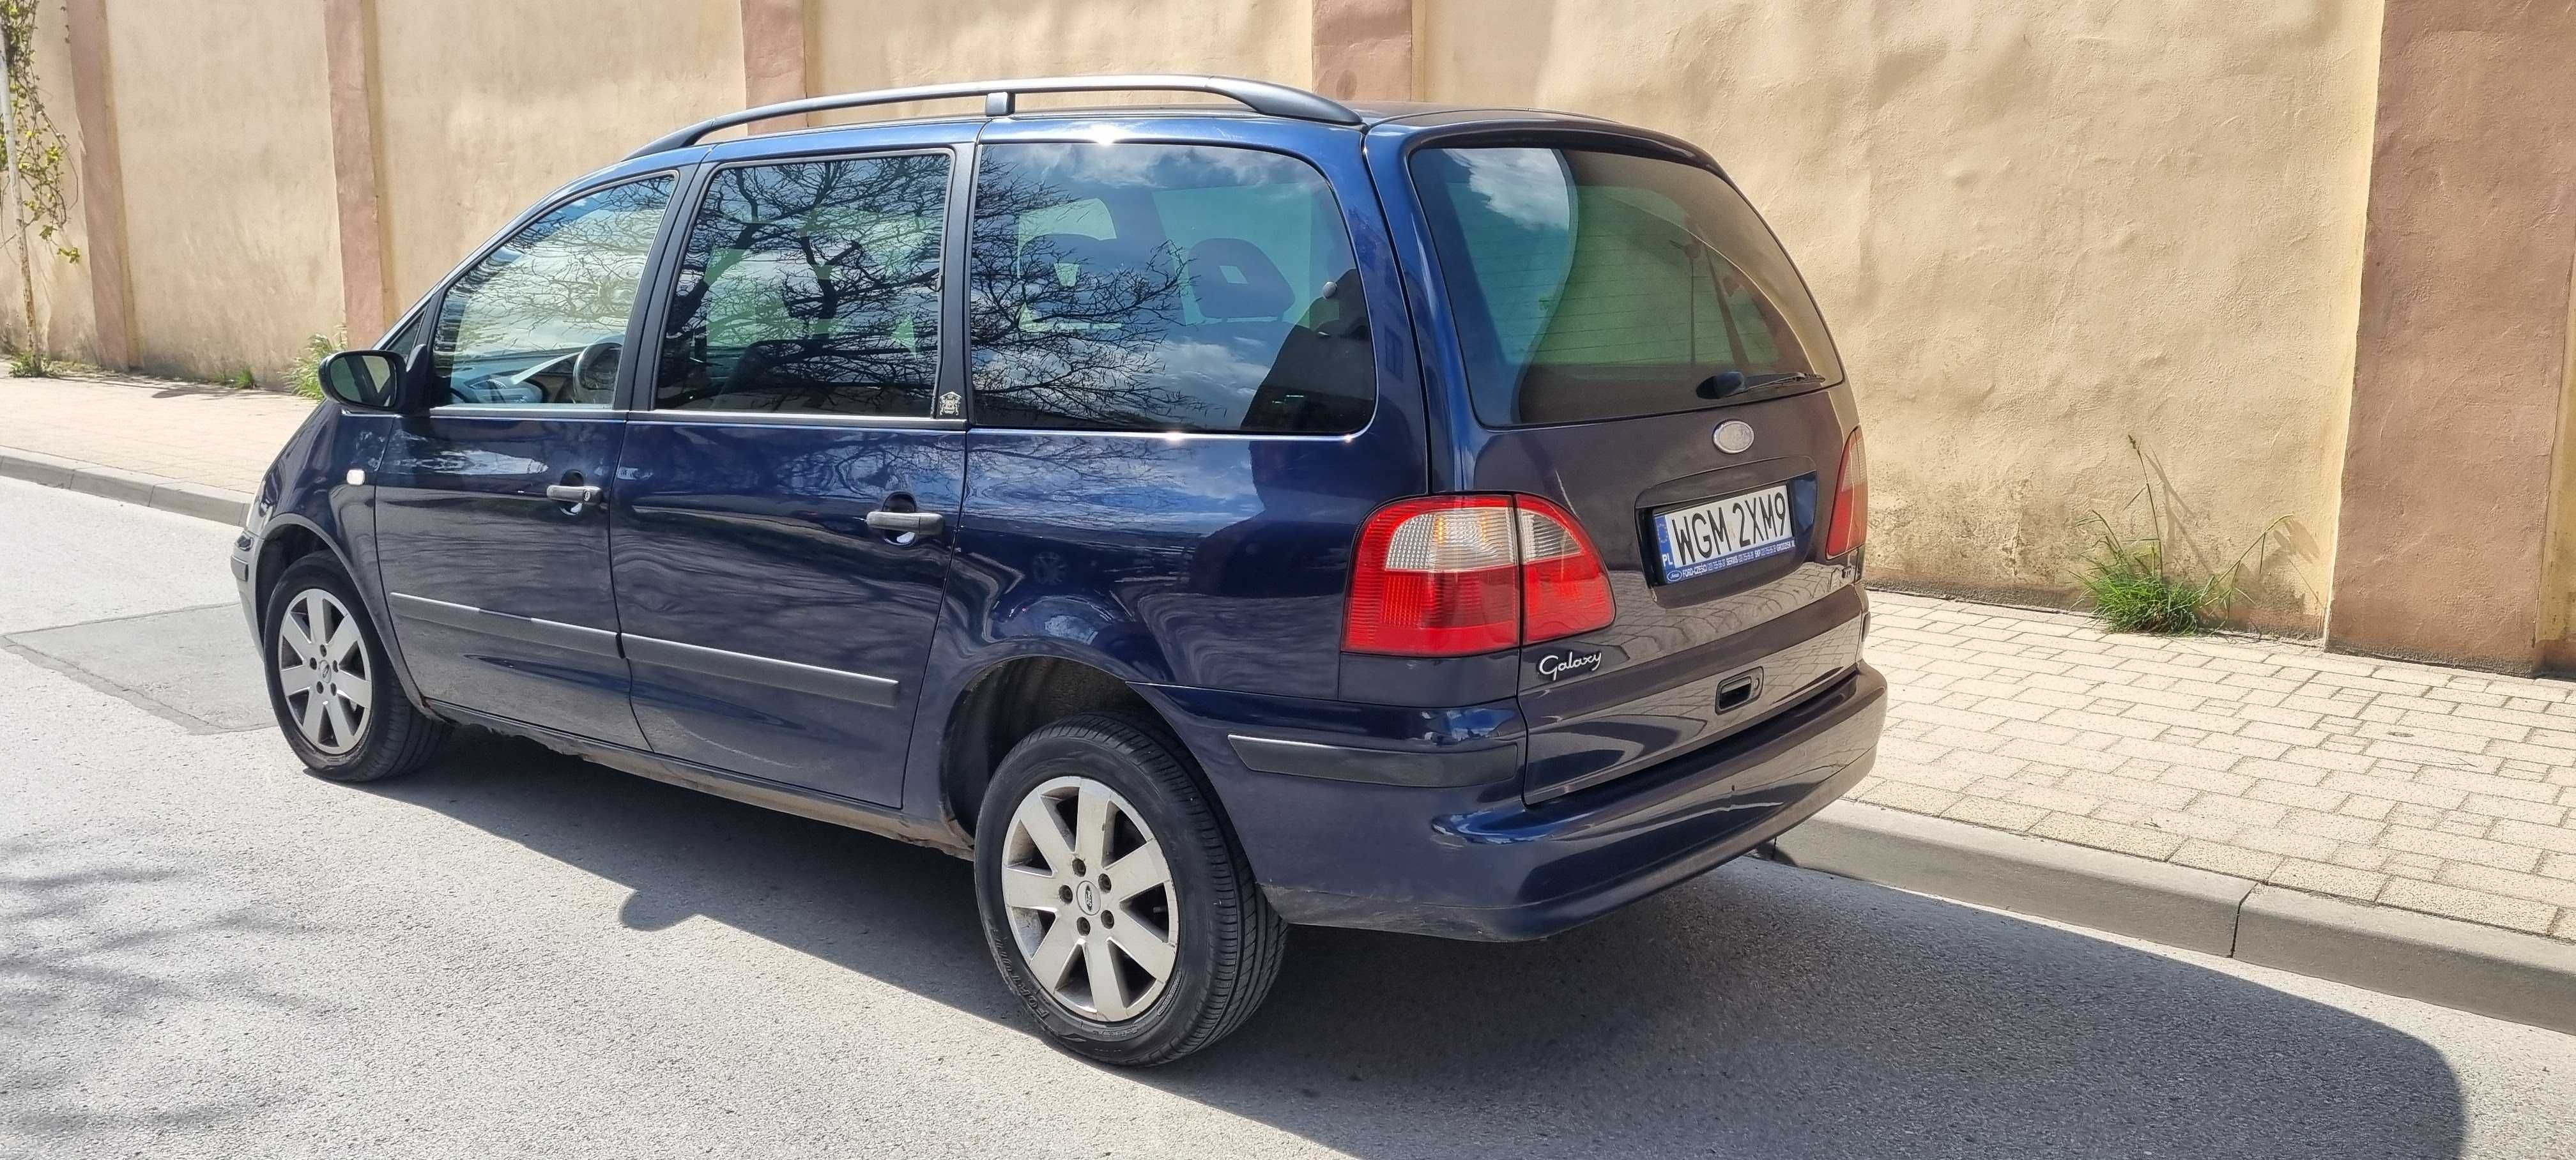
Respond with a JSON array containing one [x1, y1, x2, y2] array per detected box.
[[12, 370, 2576, 943], [2, 370, 314, 492], [1864, 591, 2576, 941]]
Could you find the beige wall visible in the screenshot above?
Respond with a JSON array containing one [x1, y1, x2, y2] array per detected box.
[[369, 0, 744, 316], [809, 0, 1308, 119], [1425, 0, 2384, 632], [2336, 0, 2576, 670], [101, 1, 342, 382]]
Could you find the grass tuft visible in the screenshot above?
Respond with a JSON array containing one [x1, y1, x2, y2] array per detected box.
[[2076, 516, 2232, 634], [287, 330, 342, 400], [2075, 436, 2281, 636]]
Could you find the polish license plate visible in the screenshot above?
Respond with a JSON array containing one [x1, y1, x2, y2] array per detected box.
[[1652, 485, 1796, 582]]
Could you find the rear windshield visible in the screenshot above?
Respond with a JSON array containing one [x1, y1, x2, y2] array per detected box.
[[1409, 146, 1841, 427]]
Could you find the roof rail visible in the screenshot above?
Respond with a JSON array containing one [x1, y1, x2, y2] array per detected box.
[[627, 74, 1361, 159]]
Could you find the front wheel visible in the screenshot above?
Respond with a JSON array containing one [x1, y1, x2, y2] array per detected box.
[[973, 713, 1285, 1065], [261, 554, 448, 782]]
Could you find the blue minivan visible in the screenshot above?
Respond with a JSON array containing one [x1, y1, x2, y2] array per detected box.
[[240, 75, 1884, 1064]]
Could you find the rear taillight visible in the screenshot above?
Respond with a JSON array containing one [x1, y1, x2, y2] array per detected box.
[[1515, 496, 1615, 641], [1344, 496, 1519, 656], [1344, 494, 1616, 657], [1825, 427, 1867, 558]]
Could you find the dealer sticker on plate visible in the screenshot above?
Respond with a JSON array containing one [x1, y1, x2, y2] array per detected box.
[[1652, 485, 1795, 582]]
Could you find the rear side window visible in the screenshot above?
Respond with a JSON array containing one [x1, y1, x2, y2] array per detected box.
[[966, 142, 1374, 434], [655, 153, 950, 417], [1409, 147, 1841, 427]]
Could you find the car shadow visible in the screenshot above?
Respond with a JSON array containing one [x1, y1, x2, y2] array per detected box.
[[369, 732, 2469, 1159]]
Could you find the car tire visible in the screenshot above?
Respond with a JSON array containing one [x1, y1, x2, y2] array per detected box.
[[261, 554, 448, 782], [973, 712, 1286, 1066]]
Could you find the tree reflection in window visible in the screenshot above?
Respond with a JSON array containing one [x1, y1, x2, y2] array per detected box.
[[657, 154, 949, 416], [967, 143, 1376, 434], [434, 176, 672, 407]]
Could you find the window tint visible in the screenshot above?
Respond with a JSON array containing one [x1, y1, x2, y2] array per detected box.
[[383, 309, 431, 362], [655, 154, 950, 416], [1409, 148, 1840, 427], [431, 176, 672, 408], [967, 143, 1374, 434]]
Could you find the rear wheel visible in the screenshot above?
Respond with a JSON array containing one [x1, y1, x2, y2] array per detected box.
[[262, 555, 448, 782], [973, 712, 1285, 1065]]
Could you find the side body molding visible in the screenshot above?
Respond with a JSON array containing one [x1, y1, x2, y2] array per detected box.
[[385, 593, 902, 708], [622, 634, 901, 708], [388, 593, 620, 658]]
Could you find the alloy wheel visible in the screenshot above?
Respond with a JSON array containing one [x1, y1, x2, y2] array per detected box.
[[275, 587, 372, 754], [998, 775, 1178, 1023]]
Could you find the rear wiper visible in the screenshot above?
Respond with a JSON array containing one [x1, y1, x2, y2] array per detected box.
[[1696, 370, 1826, 399]]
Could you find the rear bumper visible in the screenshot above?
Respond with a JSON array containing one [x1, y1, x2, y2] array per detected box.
[[1145, 662, 1885, 942]]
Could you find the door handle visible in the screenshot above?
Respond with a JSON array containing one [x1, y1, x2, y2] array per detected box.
[[546, 484, 603, 504], [864, 509, 944, 535]]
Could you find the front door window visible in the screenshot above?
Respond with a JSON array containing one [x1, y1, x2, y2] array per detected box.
[[430, 176, 675, 408]]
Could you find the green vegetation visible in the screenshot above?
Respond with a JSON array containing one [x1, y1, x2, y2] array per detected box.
[[2076, 519, 2230, 634], [226, 369, 256, 390], [287, 330, 343, 400], [2076, 437, 2282, 635], [6, 344, 47, 377], [0, 0, 79, 365]]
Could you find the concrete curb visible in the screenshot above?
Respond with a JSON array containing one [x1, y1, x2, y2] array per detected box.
[[2237, 887, 2576, 1037], [1771, 800, 2254, 954], [0, 447, 251, 526], [1772, 800, 2576, 1035]]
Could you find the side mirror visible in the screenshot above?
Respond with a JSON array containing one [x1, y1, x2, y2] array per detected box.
[[318, 349, 408, 411]]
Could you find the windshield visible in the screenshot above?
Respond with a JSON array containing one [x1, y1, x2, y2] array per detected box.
[[1409, 146, 1841, 426]]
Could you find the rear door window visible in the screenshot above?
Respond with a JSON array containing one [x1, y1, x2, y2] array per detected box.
[[965, 142, 1374, 434], [654, 153, 950, 417], [1409, 147, 1841, 427]]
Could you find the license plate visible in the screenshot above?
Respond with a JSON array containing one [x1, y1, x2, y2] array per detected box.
[[1652, 485, 1796, 582]]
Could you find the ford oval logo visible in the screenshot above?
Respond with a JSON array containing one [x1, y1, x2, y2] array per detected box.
[[1713, 420, 1755, 454]]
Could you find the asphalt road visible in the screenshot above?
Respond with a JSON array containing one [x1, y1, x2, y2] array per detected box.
[[4, 475, 2573, 1159]]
